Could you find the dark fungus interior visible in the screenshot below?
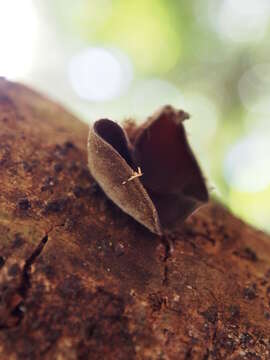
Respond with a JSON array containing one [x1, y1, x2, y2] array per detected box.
[[94, 119, 134, 168]]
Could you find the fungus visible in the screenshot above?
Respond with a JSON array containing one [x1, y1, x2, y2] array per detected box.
[[88, 106, 208, 235]]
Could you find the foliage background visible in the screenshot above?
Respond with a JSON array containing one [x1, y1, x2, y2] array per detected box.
[[1, 0, 270, 232]]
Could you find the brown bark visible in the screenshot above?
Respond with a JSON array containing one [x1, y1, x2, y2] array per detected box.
[[0, 78, 270, 360]]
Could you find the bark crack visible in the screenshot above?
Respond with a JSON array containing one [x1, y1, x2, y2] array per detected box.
[[18, 233, 48, 298], [2, 223, 65, 329], [18, 223, 65, 299], [161, 235, 173, 286]]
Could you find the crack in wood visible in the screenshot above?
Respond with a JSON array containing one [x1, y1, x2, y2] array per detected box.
[[161, 235, 173, 286], [18, 234, 48, 298], [18, 223, 65, 300], [0, 223, 65, 329]]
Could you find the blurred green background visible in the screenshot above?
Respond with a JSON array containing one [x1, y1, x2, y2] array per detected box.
[[1, 0, 270, 232]]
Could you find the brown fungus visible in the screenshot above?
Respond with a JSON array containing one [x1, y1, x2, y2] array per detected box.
[[88, 106, 208, 236]]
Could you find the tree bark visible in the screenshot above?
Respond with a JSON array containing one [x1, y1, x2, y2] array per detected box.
[[0, 78, 269, 360]]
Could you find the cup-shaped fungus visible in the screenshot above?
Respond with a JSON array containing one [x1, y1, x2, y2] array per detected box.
[[88, 106, 208, 236]]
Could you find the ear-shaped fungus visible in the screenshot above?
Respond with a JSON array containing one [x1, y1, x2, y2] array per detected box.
[[88, 106, 208, 236]]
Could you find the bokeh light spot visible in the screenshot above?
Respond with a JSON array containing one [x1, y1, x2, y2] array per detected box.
[[68, 47, 133, 102], [216, 0, 270, 43], [224, 134, 270, 192], [0, 0, 38, 79], [239, 63, 270, 115]]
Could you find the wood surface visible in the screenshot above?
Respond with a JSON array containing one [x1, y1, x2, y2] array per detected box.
[[0, 78, 269, 359]]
